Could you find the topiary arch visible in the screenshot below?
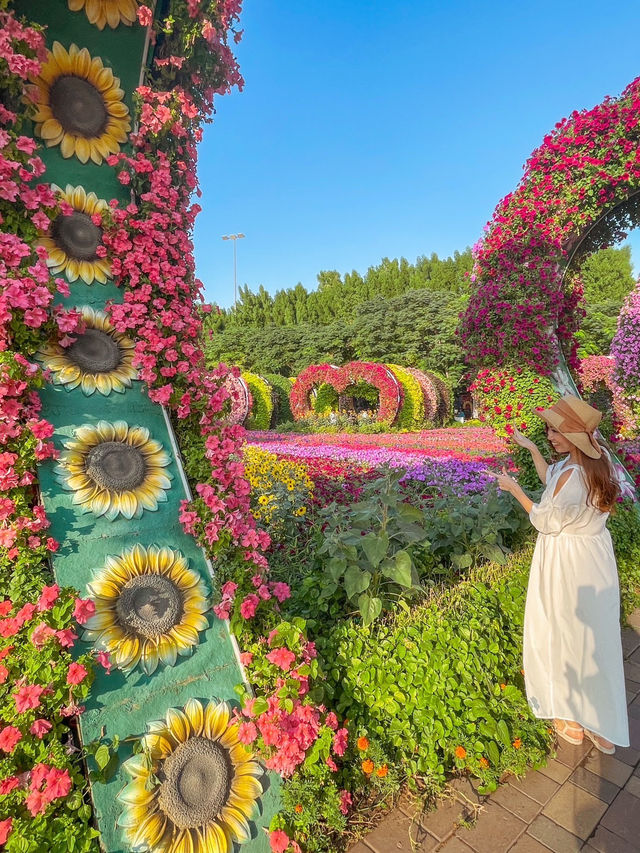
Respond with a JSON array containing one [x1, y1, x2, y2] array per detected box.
[[290, 361, 403, 423], [461, 77, 640, 490]]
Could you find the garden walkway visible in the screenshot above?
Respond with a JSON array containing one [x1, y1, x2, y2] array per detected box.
[[351, 609, 640, 853]]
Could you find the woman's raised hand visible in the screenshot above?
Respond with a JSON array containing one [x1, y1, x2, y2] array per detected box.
[[512, 428, 538, 452]]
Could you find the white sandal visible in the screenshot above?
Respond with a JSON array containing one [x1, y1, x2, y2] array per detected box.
[[584, 729, 615, 755], [554, 719, 584, 745]]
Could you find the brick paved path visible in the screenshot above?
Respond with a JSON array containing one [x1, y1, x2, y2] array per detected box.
[[351, 610, 640, 853]]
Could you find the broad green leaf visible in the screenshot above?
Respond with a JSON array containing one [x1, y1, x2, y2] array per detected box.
[[358, 593, 382, 626], [496, 719, 511, 749], [487, 740, 500, 766], [344, 565, 371, 599], [94, 744, 111, 771], [361, 532, 389, 568], [327, 555, 347, 580]]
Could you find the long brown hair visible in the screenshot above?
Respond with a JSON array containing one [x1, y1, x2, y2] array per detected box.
[[574, 445, 620, 512]]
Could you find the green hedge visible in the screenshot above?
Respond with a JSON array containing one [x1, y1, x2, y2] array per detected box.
[[312, 382, 339, 415], [243, 371, 274, 430], [315, 504, 640, 795], [264, 373, 294, 426], [316, 546, 550, 792], [387, 364, 426, 430]]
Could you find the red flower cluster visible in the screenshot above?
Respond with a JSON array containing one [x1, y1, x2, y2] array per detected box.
[[461, 77, 640, 374]]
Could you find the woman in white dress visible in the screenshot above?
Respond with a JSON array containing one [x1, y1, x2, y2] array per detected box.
[[488, 394, 630, 754]]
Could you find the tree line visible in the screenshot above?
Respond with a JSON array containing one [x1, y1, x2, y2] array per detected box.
[[202, 246, 636, 384]]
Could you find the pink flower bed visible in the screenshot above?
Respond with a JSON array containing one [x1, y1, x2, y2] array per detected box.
[[247, 427, 508, 462]]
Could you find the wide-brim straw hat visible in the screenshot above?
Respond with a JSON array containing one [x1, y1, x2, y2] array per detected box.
[[534, 394, 602, 459]]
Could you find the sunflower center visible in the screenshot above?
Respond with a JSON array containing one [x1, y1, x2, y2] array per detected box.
[[85, 441, 146, 491], [67, 329, 121, 373], [158, 737, 232, 830], [115, 573, 183, 639], [51, 211, 102, 261], [49, 75, 108, 138]]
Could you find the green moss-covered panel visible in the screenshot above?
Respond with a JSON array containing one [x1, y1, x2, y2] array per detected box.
[[15, 2, 280, 850], [13, 0, 142, 203]]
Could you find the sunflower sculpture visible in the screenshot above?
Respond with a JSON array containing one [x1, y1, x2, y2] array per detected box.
[[118, 698, 263, 853], [39, 306, 136, 396], [68, 0, 139, 30], [83, 545, 209, 674], [29, 42, 131, 164], [56, 421, 172, 520], [39, 185, 111, 284]]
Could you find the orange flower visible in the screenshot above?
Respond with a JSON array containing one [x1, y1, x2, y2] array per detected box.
[[520, 669, 525, 675], [357, 736, 370, 751], [500, 683, 506, 690], [376, 764, 388, 778], [513, 738, 522, 749], [479, 757, 489, 768], [294, 804, 303, 814], [362, 759, 374, 774], [454, 746, 467, 759]]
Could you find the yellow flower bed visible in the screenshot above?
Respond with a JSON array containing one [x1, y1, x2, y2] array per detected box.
[[243, 446, 313, 528]]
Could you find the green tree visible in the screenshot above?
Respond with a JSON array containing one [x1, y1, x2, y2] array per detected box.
[[579, 246, 635, 304]]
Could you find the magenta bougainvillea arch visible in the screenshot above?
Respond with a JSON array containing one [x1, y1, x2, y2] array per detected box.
[[461, 77, 640, 392], [290, 361, 403, 423]]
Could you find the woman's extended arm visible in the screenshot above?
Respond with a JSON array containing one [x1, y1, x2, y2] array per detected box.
[[512, 428, 548, 484], [488, 468, 534, 513]]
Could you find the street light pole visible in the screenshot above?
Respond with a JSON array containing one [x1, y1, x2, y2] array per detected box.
[[221, 233, 245, 310]]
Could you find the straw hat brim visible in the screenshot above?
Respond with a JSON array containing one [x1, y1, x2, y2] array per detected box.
[[535, 407, 602, 459]]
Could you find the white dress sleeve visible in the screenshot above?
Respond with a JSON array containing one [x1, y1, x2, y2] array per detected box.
[[529, 467, 584, 534]]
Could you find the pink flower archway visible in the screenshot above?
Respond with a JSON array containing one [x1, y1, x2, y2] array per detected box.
[[290, 362, 403, 423], [577, 355, 637, 438], [461, 77, 640, 398]]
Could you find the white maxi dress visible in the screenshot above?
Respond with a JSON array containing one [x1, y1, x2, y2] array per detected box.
[[523, 457, 630, 746]]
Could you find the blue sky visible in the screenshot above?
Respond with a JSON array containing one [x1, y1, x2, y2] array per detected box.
[[193, 1, 640, 309]]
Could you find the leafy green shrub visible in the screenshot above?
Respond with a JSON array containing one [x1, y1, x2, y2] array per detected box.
[[315, 546, 552, 795], [312, 382, 339, 415], [264, 373, 294, 426], [387, 364, 425, 430], [316, 472, 430, 625], [243, 371, 274, 430]]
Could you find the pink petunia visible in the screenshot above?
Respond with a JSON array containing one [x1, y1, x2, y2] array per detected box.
[[30, 719, 52, 739], [14, 683, 44, 713], [0, 818, 12, 845], [237, 722, 258, 744], [0, 776, 19, 795], [266, 647, 296, 672], [0, 726, 22, 753], [239, 651, 253, 666], [239, 594, 259, 619], [56, 627, 77, 648], [339, 789, 353, 815], [270, 830, 291, 853], [95, 650, 112, 673], [37, 584, 60, 611], [332, 728, 348, 756], [73, 598, 95, 625], [66, 662, 88, 685]]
